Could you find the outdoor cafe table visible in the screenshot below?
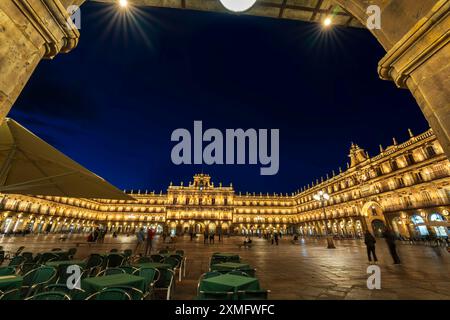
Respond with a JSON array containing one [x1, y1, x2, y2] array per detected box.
[[135, 262, 173, 288], [199, 274, 260, 299], [46, 260, 86, 268], [81, 274, 146, 294], [212, 253, 240, 262], [0, 275, 23, 292], [210, 262, 251, 272]]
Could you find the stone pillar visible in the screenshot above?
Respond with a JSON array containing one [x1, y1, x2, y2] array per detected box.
[[0, 0, 80, 123], [378, 0, 450, 158]]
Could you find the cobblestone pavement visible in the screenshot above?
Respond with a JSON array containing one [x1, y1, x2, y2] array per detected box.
[[1, 234, 450, 299]]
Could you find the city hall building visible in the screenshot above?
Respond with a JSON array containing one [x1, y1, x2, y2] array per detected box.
[[0, 129, 449, 239]]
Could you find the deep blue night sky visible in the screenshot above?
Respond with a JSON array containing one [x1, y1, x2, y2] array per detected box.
[[9, 2, 428, 194]]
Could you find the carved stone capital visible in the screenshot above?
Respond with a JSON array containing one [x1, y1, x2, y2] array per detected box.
[[11, 0, 80, 58], [378, 0, 450, 88]]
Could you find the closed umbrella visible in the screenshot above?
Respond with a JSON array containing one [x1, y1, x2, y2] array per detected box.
[[0, 118, 133, 200]]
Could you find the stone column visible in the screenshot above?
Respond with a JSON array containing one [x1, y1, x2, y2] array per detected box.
[[0, 0, 80, 123], [378, 0, 450, 158]]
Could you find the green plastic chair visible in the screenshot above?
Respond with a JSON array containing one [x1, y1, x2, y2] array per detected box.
[[237, 289, 270, 300], [67, 248, 77, 259], [158, 249, 169, 254], [19, 263, 41, 276], [8, 255, 25, 267], [153, 269, 175, 300], [175, 250, 185, 256], [26, 291, 71, 300], [106, 285, 144, 300], [136, 256, 152, 263], [105, 253, 125, 268], [133, 267, 160, 298], [86, 288, 132, 300], [97, 267, 125, 276], [164, 256, 182, 282], [150, 254, 164, 263], [39, 252, 59, 264], [237, 268, 256, 277], [21, 252, 33, 262], [0, 266, 16, 276], [199, 290, 234, 300], [44, 284, 87, 300], [85, 254, 104, 276], [228, 270, 249, 277], [163, 256, 180, 269], [0, 288, 20, 300], [21, 266, 57, 298], [123, 249, 133, 257], [10, 246, 25, 258], [120, 266, 138, 274], [170, 254, 185, 279]]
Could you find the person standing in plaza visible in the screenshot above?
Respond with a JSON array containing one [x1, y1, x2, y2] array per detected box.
[[203, 230, 208, 244], [274, 232, 279, 245], [145, 227, 155, 256], [383, 229, 401, 264], [135, 227, 145, 254], [93, 227, 99, 242], [364, 230, 378, 263]]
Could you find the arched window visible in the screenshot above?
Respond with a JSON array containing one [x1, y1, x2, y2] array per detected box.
[[411, 215, 429, 236], [430, 213, 448, 237]]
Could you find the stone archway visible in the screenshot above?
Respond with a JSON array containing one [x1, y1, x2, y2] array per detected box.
[[0, 0, 448, 157], [361, 201, 387, 235]]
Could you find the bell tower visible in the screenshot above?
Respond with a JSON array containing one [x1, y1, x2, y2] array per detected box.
[[348, 143, 368, 167]]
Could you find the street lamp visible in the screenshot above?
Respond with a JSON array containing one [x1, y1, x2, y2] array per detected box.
[[219, 0, 257, 13], [313, 190, 336, 249], [323, 17, 332, 27], [118, 0, 128, 8]]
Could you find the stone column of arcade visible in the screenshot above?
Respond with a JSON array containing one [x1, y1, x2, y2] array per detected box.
[[0, 0, 79, 123], [333, 0, 450, 158], [378, 0, 450, 158]]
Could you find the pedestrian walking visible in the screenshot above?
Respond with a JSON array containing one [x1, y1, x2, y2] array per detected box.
[[383, 229, 401, 264], [93, 227, 99, 242], [203, 230, 208, 244], [274, 232, 279, 245], [135, 227, 145, 254], [145, 227, 155, 256], [364, 230, 378, 263]]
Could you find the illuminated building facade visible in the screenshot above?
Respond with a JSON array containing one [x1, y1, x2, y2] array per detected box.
[[0, 129, 449, 238]]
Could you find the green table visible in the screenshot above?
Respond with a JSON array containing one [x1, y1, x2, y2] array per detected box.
[[0, 275, 23, 291], [81, 274, 146, 294], [210, 262, 250, 272], [46, 260, 86, 268], [137, 262, 172, 270], [199, 274, 260, 299], [212, 253, 240, 262], [135, 263, 173, 288]]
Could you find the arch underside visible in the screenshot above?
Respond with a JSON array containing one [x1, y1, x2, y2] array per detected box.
[[81, 0, 363, 28], [85, 0, 439, 51]]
